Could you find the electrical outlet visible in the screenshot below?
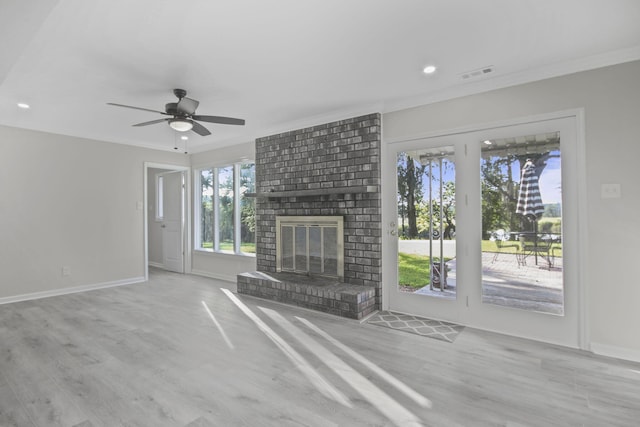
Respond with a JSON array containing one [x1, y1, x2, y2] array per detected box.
[[601, 183, 621, 199], [62, 266, 71, 276]]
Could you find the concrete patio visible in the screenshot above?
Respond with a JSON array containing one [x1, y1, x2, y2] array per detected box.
[[406, 251, 564, 315]]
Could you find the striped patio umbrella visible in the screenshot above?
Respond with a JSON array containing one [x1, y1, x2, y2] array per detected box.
[[516, 159, 544, 219]]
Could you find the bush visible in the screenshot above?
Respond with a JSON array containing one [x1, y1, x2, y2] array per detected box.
[[538, 217, 561, 233]]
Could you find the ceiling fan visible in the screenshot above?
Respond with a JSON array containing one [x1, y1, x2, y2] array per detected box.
[[107, 88, 245, 136]]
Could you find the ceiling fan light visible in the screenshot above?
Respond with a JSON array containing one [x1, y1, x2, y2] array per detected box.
[[169, 118, 193, 132]]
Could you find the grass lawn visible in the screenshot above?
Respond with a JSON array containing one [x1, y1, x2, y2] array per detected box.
[[399, 241, 563, 290], [398, 252, 449, 289], [200, 241, 256, 254], [481, 239, 562, 256]]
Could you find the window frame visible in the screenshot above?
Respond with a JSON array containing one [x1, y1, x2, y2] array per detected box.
[[194, 161, 255, 257]]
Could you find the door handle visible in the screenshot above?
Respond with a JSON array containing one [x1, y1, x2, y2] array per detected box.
[[161, 224, 166, 228]]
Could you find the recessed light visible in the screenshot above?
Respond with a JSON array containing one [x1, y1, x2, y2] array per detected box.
[[423, 65, 437, 74], [483, 140, 492, 145], [17, 103, 30, 109], [181, 136, 189, 141]]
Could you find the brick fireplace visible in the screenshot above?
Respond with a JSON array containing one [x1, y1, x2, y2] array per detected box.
[[237, 113, 381, 319]]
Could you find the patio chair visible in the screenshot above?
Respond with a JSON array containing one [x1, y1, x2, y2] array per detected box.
[[518, 233, 554, 269], [490, 229, 520, 264]]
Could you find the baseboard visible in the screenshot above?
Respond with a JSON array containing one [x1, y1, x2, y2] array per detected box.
[[190, 269, 237, 283], [590, 342, 640, 363], [148, 261, 164, 269], [0, 276, 146, 305]]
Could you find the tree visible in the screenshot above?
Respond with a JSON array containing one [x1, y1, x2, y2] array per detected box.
[[440, 181, 456, 239], [416, 181, 456, 239], [480, 149, 560, 236], [397, 153, 426, 238], [218, 169, 234, 243], [200, 170, 214, 245], [240, 164, 256, 245]]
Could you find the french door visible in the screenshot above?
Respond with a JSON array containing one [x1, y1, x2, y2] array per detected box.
[[383, 115, 583, 348]]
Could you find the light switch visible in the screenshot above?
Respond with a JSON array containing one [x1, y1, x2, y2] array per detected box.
[[601, 183, 621, 199]]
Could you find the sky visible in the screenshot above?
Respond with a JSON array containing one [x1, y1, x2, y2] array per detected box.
[[537, 157, 562, 204]]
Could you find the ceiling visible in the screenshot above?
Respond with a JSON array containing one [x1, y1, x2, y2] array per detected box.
[[1, 0, 639, 154]]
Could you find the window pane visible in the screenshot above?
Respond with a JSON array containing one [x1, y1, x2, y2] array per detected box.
[[323, 227, 338, 276], [281, 226, 294, 270], [480, 133, 563, 315], [156, 175, 164, 220], [199, 169, 214, 249], [396, 147, 456, 297], [218, 166, 234, 251], [309, 227, 322, 274], [240, 163, 256, 254], [295, 226, 307, 271]]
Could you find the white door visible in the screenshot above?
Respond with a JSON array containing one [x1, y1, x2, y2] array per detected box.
[[162, 171, 184, 273], [383, 115, 583, 348]]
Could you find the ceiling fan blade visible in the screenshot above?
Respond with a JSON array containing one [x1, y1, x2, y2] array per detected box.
[[132, 118, 169, 127], [107, 102, 167, 115], [176, 97, 199, 115], [191, 121, 211, 136], [192, 115, 245, 126]]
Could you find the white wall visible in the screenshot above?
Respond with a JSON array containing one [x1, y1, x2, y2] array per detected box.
[[189, 141, 256, 282], [0, 126, 188, 301], [383, 60, 640, 360]]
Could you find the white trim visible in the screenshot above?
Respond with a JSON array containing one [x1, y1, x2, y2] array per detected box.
[[590, 342, 640, 364], [0, 277, 145, 305], [234, 164, 241, 253], [148, 261, 164, 269], [574, 110, 589, 350], [193, 248, 256, 259], [385, 109, 584, 146], [191, 268, 237, 283], [213, 166, 221, 252]]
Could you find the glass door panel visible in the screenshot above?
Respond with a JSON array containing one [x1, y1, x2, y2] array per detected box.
[[385, 116, 579, 347], [480, 133, 564, 315], [396, 146, 456, 298]]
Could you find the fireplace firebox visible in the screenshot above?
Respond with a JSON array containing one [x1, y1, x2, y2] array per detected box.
[[276, 216, 344, 279]]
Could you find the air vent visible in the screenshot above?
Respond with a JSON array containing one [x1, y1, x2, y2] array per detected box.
[[460, 65, 495, 80]]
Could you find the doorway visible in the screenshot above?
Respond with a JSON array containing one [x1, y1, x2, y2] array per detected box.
[[144, 163, 190, 278], [382, 113, 585, 348]]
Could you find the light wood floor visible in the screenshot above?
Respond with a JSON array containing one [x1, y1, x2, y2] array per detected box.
[[1, 269, 639, 426]]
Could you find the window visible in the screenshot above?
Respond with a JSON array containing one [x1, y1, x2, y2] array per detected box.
[[196, 162, 256, 255], [155, 174, 164, 221], [480, 132, 563, 315], [239, 163, 256, 254], [396, 147, 456, 296]]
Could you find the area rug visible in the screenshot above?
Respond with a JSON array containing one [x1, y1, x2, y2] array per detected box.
[[367, 311, 464, 343]]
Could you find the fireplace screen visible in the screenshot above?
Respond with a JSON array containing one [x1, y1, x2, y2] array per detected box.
[[276, 216, 344, 279]]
